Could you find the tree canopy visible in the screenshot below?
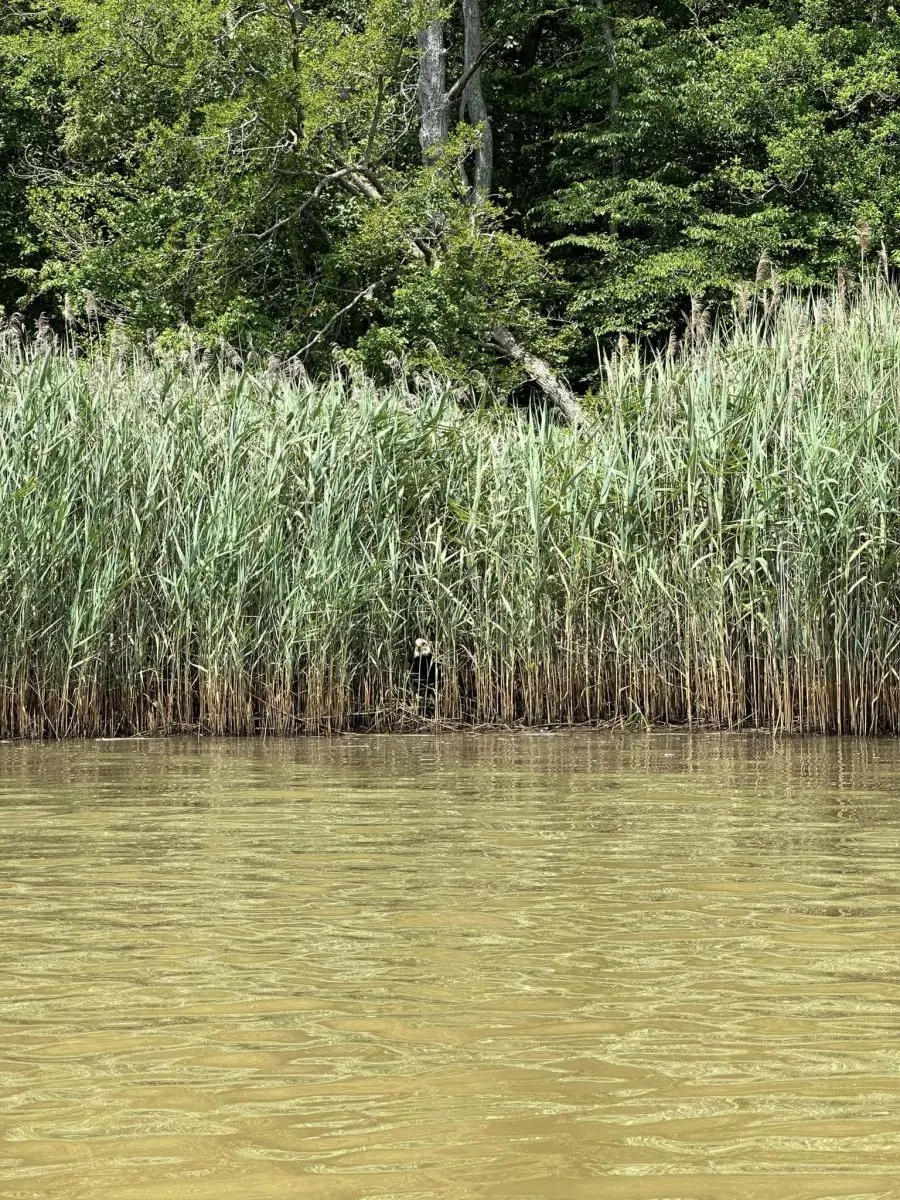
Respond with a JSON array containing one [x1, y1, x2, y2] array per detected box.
[[1, 0, 898, 384]]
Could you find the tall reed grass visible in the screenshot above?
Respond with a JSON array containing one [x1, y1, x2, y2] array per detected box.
[[3, 281, 900, 736]]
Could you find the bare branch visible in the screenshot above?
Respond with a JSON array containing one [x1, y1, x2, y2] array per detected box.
[[289, 269, 401, 359], [491, 326, 587, 426], [364, 76, 387, 164], [446, 38, 497, 106], [237, 168, 356, 240]]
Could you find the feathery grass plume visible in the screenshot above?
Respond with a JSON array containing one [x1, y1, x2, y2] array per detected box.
[[685, 296, 703, 349], [109, 316, 129, 368], [5, 311, 24, 356], [62, 294, 75, 355], [34, 314, 55, 355], [733, 282, 751, 324], [83, 291, 99, 345], [283, 356, 311, 383], [4, 277, 900, 736], [855, 220, 872, 260], [222, 341, 244, 371], [768, 268, 782, 314], [699, 305, 712, 340]]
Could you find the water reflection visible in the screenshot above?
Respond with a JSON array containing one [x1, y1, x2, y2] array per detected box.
[[1, 733, 899, 1198]]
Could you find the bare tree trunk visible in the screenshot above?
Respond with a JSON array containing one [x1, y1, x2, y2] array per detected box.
[[491, 327, 587, 425], [413, 8, 585, 426], [461, 0, 493, 197], [417, 20, 448, 159]]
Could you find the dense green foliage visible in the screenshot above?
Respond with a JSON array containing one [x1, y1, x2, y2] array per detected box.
[[496, 0, 900, 355], [1, 1, 899, 379], [3, 280, 900, 736]]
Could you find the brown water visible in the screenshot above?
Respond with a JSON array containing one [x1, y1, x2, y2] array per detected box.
[[1, 735, 899, 1200]]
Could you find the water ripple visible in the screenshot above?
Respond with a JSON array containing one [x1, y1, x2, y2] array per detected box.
[[1, 733, 899, 1198]]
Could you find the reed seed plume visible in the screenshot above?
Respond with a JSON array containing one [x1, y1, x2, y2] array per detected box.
[[855, 220, 872, 260], [3, 278, 900, 736]]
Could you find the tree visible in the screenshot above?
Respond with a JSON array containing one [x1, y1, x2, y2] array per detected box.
[[1, 0, 565, 390], [4, 0, 900, 381], [489, 0, 900, 376], [0, 2, 55, 315], [412, 1, 585, 419]]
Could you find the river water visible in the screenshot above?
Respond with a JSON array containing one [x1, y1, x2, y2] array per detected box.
[[1, 734, 899, 1199]]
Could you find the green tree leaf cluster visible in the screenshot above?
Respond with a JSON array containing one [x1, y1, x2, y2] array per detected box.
[[491, 0, 900, 374]]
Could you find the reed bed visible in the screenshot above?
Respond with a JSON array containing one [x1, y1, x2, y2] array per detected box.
[[3, 282, 900, 736]]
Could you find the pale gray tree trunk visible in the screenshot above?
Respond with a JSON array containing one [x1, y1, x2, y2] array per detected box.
[[414, 8, 586, 425], [417, 20, 448, 159], [461, 0, 493, 197], [491, 328, 588, 427]]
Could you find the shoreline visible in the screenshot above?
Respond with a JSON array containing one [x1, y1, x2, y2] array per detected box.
[[1, 722, 896, 743]]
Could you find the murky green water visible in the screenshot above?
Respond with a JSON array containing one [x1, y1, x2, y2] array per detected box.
[[1, 734, 899, 1199]]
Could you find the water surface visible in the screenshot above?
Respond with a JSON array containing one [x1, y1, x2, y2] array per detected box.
[[1, 734, 899, 1199]]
